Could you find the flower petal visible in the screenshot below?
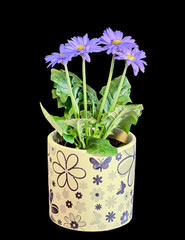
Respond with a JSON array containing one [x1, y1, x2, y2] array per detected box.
[[83, 33, 89, 45], [69, 167, 86, 179], [84, 53, 91, 62], [57, 172, 67, 188], [59, 44, 65, 54], [131, 62, 139, 76], [69, 213, 75, 221], [128, 159, 135, 186], [67, 154, 78, 169], [64, 216, 71, 224], [53, 162, 64, 174], [106, 27, 116, 40], [75, 215, 81, 223], [115, 30, 123, 40], [78, 221, 86, 227], [117, 155, 133, 175], [57, 151, 66, 169], [67, 173, 78, 191]]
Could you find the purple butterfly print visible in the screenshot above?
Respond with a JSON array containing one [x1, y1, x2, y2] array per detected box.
[[116, 181, 126, 195], [90, 157, 112, 172]]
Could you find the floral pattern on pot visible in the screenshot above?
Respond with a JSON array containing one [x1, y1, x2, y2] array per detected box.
[[48, 130, 136, 232], [53, 150, 87, 191], [117, 148, 136, 186]]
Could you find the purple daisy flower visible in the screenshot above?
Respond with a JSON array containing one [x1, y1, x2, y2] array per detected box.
[[65, 34, 103, 62], [115, 48, 147, 76], [45, 44, 72, 67], [99, 27, 137, 55]]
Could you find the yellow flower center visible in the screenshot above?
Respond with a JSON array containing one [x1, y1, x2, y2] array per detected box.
[[126, 54, 136, 61], [60, 53, 64, 56], [112, 39, 123, 45], [77, 45, 85, 50]]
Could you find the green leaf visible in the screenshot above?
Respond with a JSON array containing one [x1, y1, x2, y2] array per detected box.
[[40, 102, 66, 137], [101, 104, 143, 139], [60, 118, 96, 148], [99, 75, 132, 112], [51, 69, 70, 102], [50, 68, 99, 117], [86, 136, 118, 156], [62, 133, 75, 144]]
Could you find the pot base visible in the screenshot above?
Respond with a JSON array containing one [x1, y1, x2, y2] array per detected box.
[[49, 214, 132, 232]]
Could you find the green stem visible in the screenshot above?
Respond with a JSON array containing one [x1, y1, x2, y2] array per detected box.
[[64, 64, 79, 118], [82, 58, 87, 119], [109, 64, 128, 112], [82, 58, 89, 138], [94, 55, 115, 136]]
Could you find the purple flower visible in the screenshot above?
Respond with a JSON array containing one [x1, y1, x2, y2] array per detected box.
[[106, 211, 116, 222], [115, 48, 147, 76], [99, 27, 137, 55], [93, 175, 103, 185], [45, 44, 72, 67], [120, 211, 129, 224], [65, 34, 103, 62]]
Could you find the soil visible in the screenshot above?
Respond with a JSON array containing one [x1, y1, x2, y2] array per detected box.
[[107, 138, 125, 148], [54, 136, 76, 148], [54, 132, 124, 149]]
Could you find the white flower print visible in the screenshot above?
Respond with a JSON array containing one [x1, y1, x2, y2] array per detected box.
[[90, 188, 105, 202], [117, 147, 136, 186], [105, 196, 117, 208], [53, 151, 86, 191], [74, 201, 87, 214], [64, 213, 86, 230]]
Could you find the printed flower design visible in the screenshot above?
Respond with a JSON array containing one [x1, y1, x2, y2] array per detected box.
[[75, 192, 82, 199], [105, 196, 117, 208], [74, 201, 87, 214], [117, 148, 136, 187], [53, 151, 86, 191], [95, 204, 102, 210], [120, 211, 129, 224], [93, 175, 103, 185], [64, 213, 86, 230], [106, 211, 116, 222], [90, 188, 105, 202], [66, 200, 73, 208], [115, 152, 122, 161]]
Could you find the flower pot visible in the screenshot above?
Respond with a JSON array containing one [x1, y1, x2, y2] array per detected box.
[[47, 130, 136, 232]]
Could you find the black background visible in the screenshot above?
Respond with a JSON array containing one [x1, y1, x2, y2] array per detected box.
[[8, 3, 176, 237]]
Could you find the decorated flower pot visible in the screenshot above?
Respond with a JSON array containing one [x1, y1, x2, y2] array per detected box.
[[47, 130, 136, 232]]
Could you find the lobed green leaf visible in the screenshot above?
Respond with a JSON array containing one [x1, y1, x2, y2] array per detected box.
[[99, 75, 132, 112], [86, 136, 118, 156], [101, 104, 143, 139]]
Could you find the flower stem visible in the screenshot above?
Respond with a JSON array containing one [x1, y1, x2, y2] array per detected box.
[[64, 64, 79, 118], [82, 58, 87, 119], [94, 55, 115, 136], [82, 58, 89, 138], [109, 64, 128, 112]]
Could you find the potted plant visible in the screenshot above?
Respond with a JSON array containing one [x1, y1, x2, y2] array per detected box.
[[40, 27, 146, 232]]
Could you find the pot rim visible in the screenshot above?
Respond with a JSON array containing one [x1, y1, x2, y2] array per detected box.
[[48, 130, 136, 154]]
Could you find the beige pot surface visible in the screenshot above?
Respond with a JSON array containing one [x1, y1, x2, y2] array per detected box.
[[48, 130, 136, 232]]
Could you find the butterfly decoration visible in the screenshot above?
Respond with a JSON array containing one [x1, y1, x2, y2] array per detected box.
[[116, 181, 126, 195], [117, 147, 136, 187], [89, 157, 112, 172]]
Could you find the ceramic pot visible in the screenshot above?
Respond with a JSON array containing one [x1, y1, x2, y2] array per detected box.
[[47, 130, 136, 232]]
